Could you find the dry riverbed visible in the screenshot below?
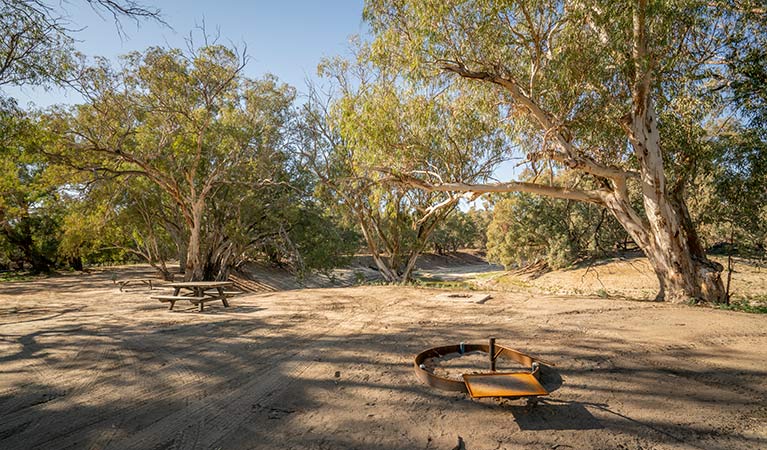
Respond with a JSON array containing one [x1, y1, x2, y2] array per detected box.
[[0, 267, 766, 449]]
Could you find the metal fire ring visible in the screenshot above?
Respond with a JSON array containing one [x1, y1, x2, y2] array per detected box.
[[413, 341, 549, 394]]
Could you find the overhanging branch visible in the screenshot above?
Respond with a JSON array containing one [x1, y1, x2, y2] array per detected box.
[[384, 171, 607, 206], [440, 61, 637, 182]]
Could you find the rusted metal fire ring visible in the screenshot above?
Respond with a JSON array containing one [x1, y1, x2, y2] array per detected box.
[[413, 342, 546, 394]]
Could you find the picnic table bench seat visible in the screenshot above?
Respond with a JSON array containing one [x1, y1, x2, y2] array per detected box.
[[151, 295, 206, 310], [204, 289, 242, 296]]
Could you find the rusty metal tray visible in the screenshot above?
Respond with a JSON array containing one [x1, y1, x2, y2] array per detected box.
[[462, 372, 549, 398]]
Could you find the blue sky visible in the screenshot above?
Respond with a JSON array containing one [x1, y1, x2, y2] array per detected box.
[[8, 0, 367, 107]]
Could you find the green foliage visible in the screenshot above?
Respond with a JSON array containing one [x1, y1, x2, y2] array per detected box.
[[1, 1, 160, 88], [301, 43, 507, 282], [362, 0, 765, 302], [486, 177, 628, 270], [27, 42, 353, 279], [703, 130, 767, 255], [726, 5, 767, 129], [716, 298, 767, 315], [705, 7, 767, 257], [429, 208, 487, 254], [0, 104, 66, 272], [486, 194, 569, 269], [266, 204, 361, 277], [61, 178, 176, 270], [0, 1, 74, 87]]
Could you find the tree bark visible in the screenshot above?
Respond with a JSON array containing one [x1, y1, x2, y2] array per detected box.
[[623, 33, 725, 303], [184, 202, 205, 281]]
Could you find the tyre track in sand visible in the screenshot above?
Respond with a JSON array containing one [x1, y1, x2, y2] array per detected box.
[[111, 295, 400, 450], [0, 328, 114, 443], [6, 318, 304, 450]]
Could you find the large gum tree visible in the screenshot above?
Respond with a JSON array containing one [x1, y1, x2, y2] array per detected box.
[[363, 0, 746, 302], [48, 44, 296, 281]]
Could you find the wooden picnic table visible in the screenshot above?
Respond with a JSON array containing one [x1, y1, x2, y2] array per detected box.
[[115, 278, 155, 292], [153, 281, 236, 312]]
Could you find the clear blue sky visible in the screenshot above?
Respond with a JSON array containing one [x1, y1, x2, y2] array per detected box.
[[8, 0, 367, 107]]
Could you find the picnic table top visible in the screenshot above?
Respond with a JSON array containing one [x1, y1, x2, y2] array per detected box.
[[167, 281, 233, 288]]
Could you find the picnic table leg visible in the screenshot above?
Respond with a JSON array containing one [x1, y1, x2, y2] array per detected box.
[[168, 300, 175, 311], [217, 287, 230, 307], [173, 287, 181, 296]]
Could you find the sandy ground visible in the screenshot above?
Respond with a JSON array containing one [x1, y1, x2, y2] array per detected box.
[[476, 256, 767, 301], [1, 268, 766, 450]]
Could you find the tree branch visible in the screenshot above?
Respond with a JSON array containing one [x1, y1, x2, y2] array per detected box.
[[440, 61, 636, 182], [384, 170, 607, 205]]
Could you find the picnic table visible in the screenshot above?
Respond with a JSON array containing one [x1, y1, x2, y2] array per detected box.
[[115, 278, 155, 292], [151, 281, 237, 312]]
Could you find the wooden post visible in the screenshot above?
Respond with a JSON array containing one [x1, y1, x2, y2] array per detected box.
[[489, 337, 496, 372]]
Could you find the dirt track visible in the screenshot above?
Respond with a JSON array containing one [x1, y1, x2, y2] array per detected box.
[[1, 268, 766, 449]]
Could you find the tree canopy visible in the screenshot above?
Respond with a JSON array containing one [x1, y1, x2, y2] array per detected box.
[[38, 43, 351, 280], [299, 44, 506, 282], [1, 0, 161, 87]]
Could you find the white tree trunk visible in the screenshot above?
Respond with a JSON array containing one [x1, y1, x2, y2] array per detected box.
[[625, 98, 724, 303]]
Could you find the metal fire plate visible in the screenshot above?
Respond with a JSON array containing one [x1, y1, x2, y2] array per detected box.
[[462, 372, 549, 398]]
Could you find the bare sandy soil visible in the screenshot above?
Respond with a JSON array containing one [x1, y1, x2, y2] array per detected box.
[[1, 267, 766, 450], [476, 255, 767, 302]]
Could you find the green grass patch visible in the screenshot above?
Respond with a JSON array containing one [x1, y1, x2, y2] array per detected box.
[[412, 276, 474, 290], [716, 297, 767, 314], [471, 271, 506, 280], [419, 280, 474, 290], [494, 276, 532, 289]]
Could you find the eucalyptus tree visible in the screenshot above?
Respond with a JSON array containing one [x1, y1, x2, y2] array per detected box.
[[429, 210, 485, 254], [363, 0, 754, 302], [716, 5, 767, 256], [0, 104, 62, 272], [48, 44, 297, 280], [300, 48, 505, 283]]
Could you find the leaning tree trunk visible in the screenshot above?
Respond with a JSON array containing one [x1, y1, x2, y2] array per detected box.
[[624, 96, 725, 303]]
